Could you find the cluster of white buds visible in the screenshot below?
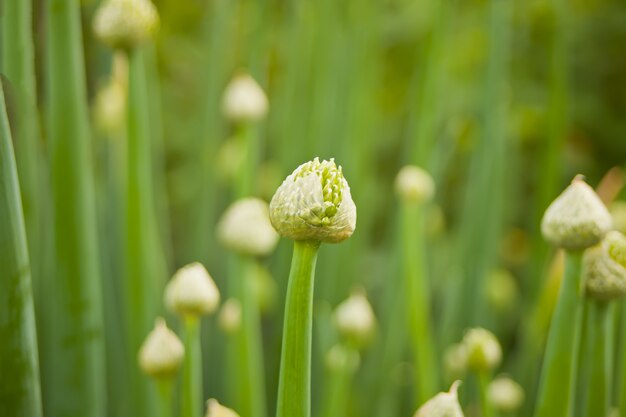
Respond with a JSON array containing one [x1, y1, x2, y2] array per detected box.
[[413, 381, 464, 417], [270, 158, 356, 243], [205, 399, 240, 417], [217, 198, 279, 257], [541, 175, 612, 250], [93, 0, 159, 50], [165, 262, 220, 318], [138, 318, 184, 378], [394, 165, 435, 204], [222, 72, 268, 123], [333, 289, 376, 348]]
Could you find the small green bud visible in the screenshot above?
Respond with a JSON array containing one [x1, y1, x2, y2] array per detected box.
[[325, 344, 360, 373], [462, 328, 502, 373], [541, 176, 612, 250], [138, 318, 184, 379], [333, 289, 376, 348], [218, 299, 242, 335], [165, 262, 220, 317], [205, 399, 240, 417], [583, 233, 626, 301], [93, 0, 159, 50], [485, 269, 519, 313], [394, 165, 435, 204], [414, 381, 464, 417], [488, 376, 524, 412], [269, 157, 356, 243], [217, 198, 279, 257], [222, 72, 268, 123]]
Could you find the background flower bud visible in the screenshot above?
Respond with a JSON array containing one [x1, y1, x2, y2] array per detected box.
[[222, 73, 268, 123], [325, 344, 360, 373], [93, 0, 159, 50], [217, 198, 279, 257], [138, 318, 184, 379], [269, 157, 356, 243], [583, 239, 626, 301], [414, 381, 464, 417], [206, 399, 240, 417], [541, 176, 612, 250], [333, 289, 376, 348], [462, 327, 502, 373], [218, 299, 242, 335], [488, 376, 524, 412], [165, 262, 220, 317], [394, 165, 435, 204]]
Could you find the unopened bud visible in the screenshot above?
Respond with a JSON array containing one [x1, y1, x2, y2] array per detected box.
[[488, 377, 524, 412], [395, 165, 435, 204], [205, 399, 240, 417], [333, 289, 376, 348], [138, 318, 184, 378], [222, 73, 268, 123], [165, 262, 220, 317], [462, 327, 502, 373], [541, 176, 612, 250], [325, 344, 360, 373], [414, 381, 464, 417], [93, 0, 159, 50], [583, 233, 626, 301], [218, 299, 242, 334]]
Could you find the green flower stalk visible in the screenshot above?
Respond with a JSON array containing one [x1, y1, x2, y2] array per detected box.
[[395, 165, 439, 404], [166, 263, 220, 417], [222, 72, 268, 197], [582, 232, 626, 417], [138, 318, 185, 417], [270, 158, 356, 417], [534, 176, 612, 417], [46, 1, 107, 415], [413, 381, 464, 417], [217, 198, 279, 417], [462, 328, 502, 417], [321, 344, 361, 417], [0, 80, 43, 417]]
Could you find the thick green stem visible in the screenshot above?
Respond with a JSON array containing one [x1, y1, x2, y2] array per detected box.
[[276, 240, 321, 417], [585, 301, 611, 417], [46, 1, 106, 415], [156, 379, 174, 417], [400, 202, 438, 404], [0, 80, 43, 417], [234, 257, 268, 417], [182, 316, 202, 417], [125, 47, 163, 417], [478, 371, 493, 417], [533, 251, 583, 417]]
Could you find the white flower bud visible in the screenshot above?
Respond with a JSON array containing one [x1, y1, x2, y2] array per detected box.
[[462, 327, 502, 373], [541, 175, 612, 250], [395, 165, 435, 204], [138, 318, 184, 378], [93, 0, 159, 50], [217, 198, 279, 257], [222, 73, 268, 123], [270, 157, 356, 243], [583, 232, 626, 301], [488, 377, 524, 412], [333, 289, 376, 347], [325, 344, 360, 373], [165, 262, 220, 317], [205, 399, 240, 417], [414, 381, 464, 417], [218, 299, 242, 335]]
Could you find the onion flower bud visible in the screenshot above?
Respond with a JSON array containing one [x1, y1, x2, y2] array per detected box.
[[205, 399, 240, 417], [165, 262, 220, 318], [488, 376, 524, 413], [138, 318, 184, 379], [333, 289, 376, 348], [583, 231, 626, 301], [462, 327, 502, 373], [414, 381, 464, 417], [269, 157, 356, 243], [93, 0, 159, 51], [395, 165, 435, 204], [222, 73, 268, 123]]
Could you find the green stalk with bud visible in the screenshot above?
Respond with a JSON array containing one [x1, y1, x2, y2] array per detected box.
[[581, 232, 626, 417], [165, 263, 220, 417], [463, 327, 502, 417], [138, 318, 185, 417], [270, 158, 357, 417], [0, 79, 43, 417], [217, 198, 279, 417], [395, 165, 439, 404], [534, 176, 612, 417]]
